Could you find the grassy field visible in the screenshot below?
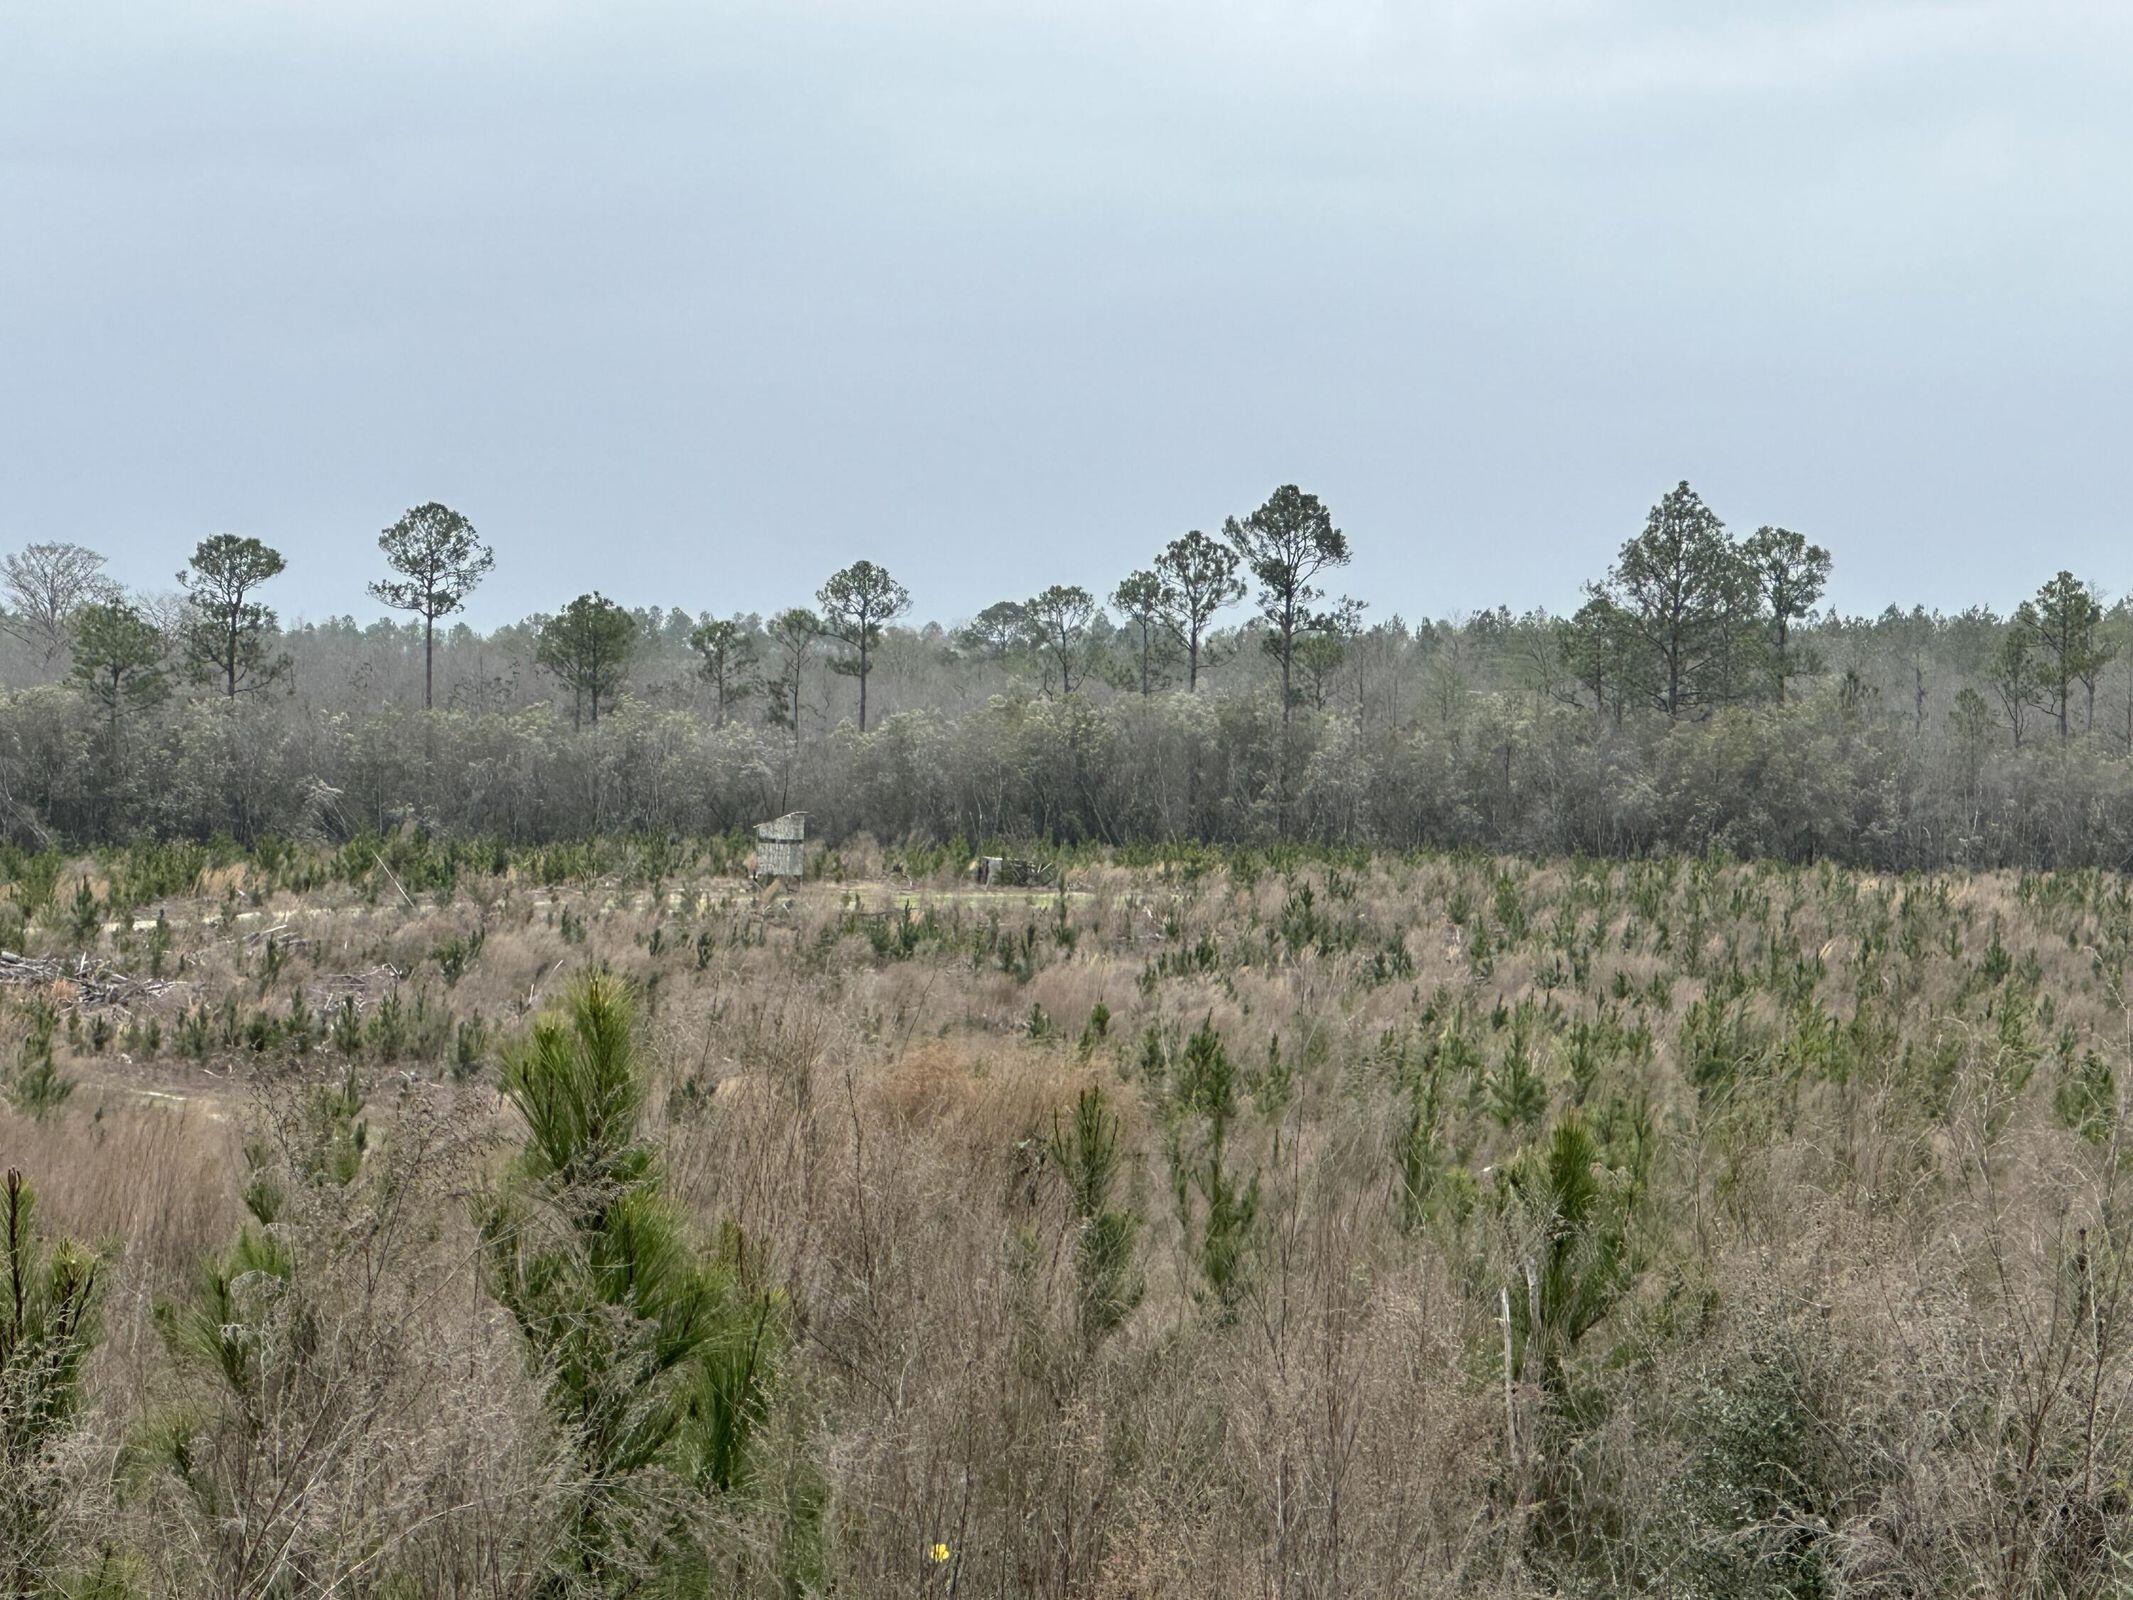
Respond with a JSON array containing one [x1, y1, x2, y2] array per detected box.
[[2, 840, 2130, 1597]]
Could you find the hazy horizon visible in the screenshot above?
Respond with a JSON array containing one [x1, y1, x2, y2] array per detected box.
[[6, 0, 2130, 629]]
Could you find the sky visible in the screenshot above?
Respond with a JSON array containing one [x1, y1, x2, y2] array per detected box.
[[3, 0, 2130, 630]]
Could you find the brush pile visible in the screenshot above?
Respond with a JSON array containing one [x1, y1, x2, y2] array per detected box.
[[0, 948, 175, 1010]]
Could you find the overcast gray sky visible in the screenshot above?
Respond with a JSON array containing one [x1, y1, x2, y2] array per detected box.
[[4, 0, 2129, 629]]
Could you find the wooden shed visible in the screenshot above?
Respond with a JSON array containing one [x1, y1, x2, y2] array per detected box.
[[753, 812, 808, 879]]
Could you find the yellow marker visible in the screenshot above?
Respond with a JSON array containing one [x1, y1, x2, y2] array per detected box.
[[929, 1544, 951, 1564]]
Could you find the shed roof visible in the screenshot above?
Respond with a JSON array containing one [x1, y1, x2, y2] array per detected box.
[[754, 811, 808, 842]]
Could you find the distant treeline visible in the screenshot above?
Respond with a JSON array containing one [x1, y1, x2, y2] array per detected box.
[[6, 483, 2133, 866]]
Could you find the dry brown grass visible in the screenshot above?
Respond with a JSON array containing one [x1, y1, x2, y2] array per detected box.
[[2, 852, 2131, 1594]]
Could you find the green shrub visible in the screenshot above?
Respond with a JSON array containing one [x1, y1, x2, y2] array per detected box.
[[480, 975, 788, 1592]]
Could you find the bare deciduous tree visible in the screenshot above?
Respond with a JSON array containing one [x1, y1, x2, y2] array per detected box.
[[0, 542, 118, 665]]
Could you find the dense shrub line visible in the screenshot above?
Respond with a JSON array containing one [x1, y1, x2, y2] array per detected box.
[[10, 685, 2133, 870]]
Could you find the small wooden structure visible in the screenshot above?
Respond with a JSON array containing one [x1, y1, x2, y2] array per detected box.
[[753, 812, 808, 879], [974, 856, 1056, 888]]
